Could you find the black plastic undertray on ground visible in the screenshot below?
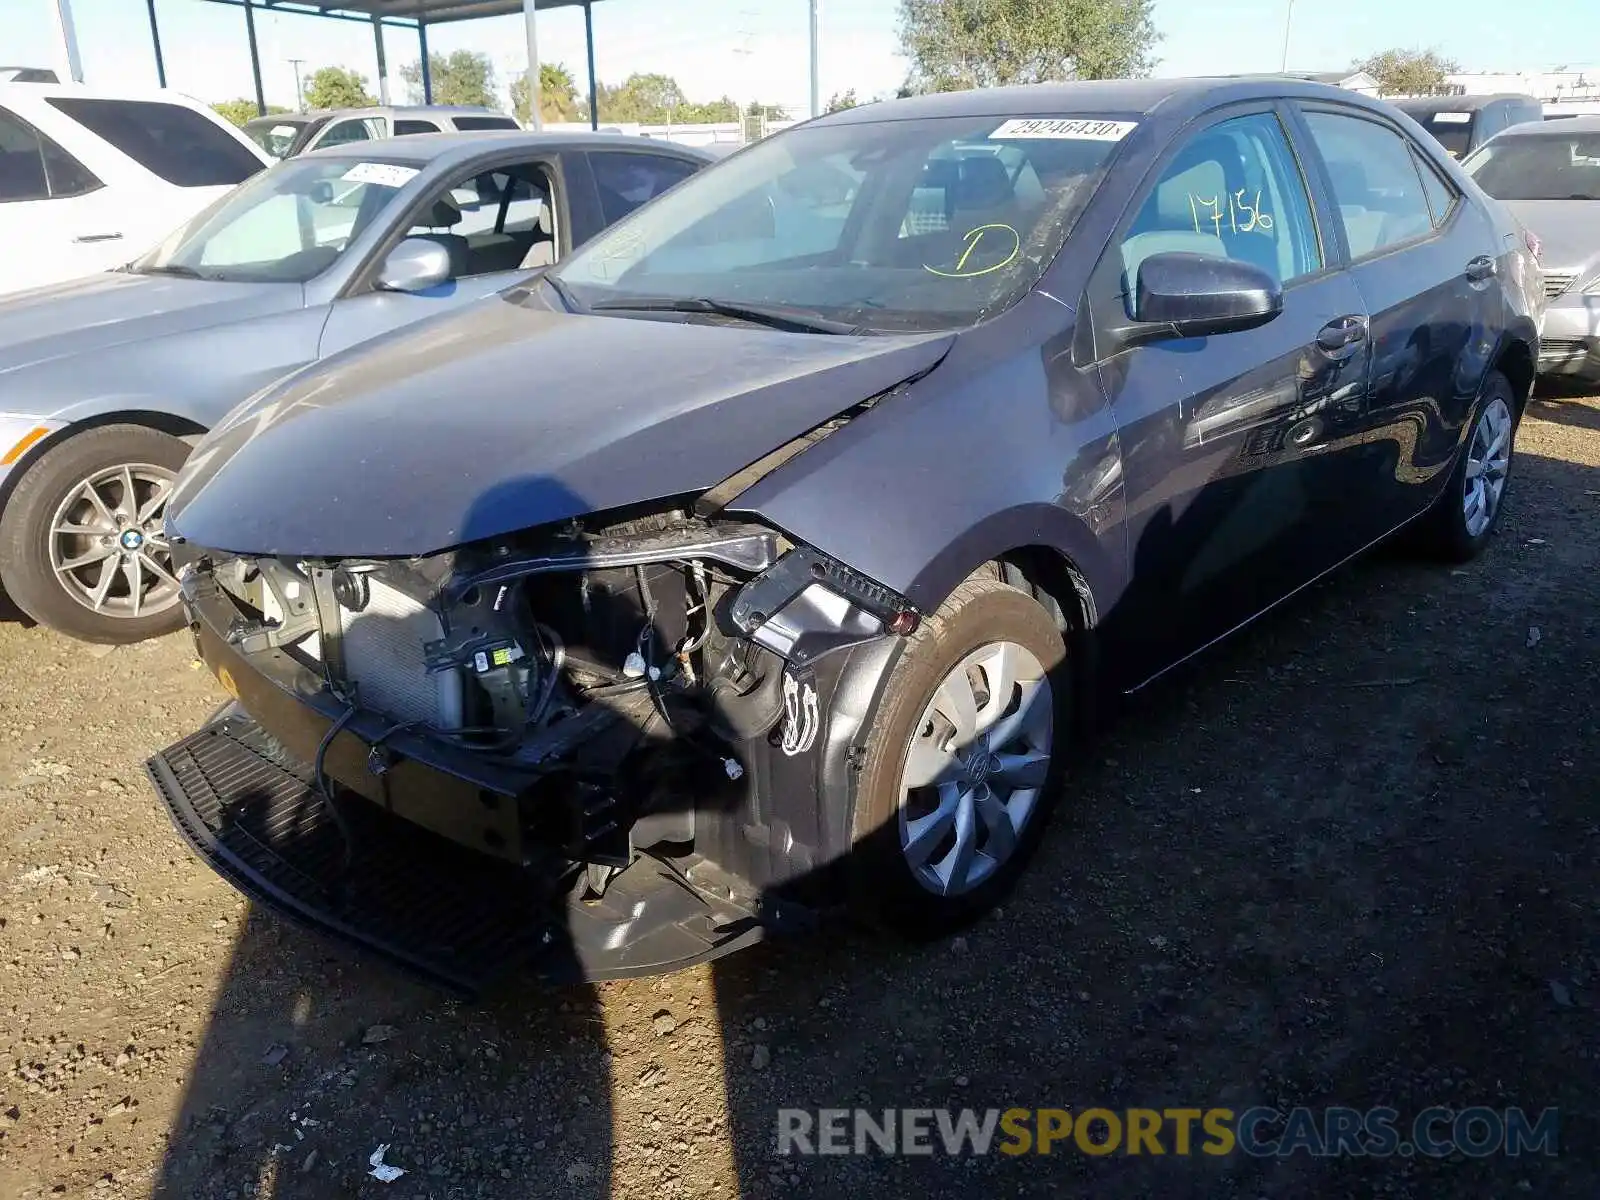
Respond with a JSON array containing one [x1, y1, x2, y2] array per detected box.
[[146, 714, 782, 995]]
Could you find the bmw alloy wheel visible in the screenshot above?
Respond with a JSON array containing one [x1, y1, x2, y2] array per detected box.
[[48, 462, 180, 619], [898, 640, 1054, 896]]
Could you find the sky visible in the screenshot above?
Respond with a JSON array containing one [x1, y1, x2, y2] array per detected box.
[[6, 0, 1596, 118]]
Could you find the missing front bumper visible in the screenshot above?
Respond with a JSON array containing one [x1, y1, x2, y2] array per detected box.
[[146, 709, 810, 993]]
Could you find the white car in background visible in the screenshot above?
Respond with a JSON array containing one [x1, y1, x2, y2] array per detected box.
[[0, 83, 271, 296]]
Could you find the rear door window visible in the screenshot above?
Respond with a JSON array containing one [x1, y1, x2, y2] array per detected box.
[[1302, 111, 1438, 258], [0, 105, 101, 201], [45, 97, 263, 186], [393, 119, 441, 136]]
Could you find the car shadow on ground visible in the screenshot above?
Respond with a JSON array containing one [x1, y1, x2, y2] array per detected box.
[[0, 586, 36, 629], [152, 446, 1597, 1198]]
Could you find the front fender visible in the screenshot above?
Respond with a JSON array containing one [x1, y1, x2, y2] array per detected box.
[[729, 302, 1128, 622]]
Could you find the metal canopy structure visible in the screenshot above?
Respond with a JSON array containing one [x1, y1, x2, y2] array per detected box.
[[132, 0, 825, 134], [175, 0, 610, 131]]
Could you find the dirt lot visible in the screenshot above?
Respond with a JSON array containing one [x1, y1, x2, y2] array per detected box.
[[0, 394, 1596, 1200]]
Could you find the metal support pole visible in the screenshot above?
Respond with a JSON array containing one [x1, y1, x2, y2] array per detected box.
[[584, 0, 598, 130], [373, 15, 390, 105], [50, 0, 85, 84], [418, 23, 433, 104], [146, 0, 166, 87], [808, 0, 821, 119], [243, 0, 265, 116], [523, 0, 543, 131]]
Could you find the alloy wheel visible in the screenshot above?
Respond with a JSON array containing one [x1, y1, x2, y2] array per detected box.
[[1463, 395, 1513, 539], [48, 462, 180, 619], [897, 640, 1054, 896]]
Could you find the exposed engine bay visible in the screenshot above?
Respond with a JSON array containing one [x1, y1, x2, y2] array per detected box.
[[180, 507, 919, 888]]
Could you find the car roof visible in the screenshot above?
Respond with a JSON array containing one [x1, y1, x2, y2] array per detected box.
[[298, 128, 717, 168], [1501, 113, 1600, 134], [1391, 94, 1540, 113], [0, 82, 215, 107], [296, 105, 519, 120], [809, 76, 1395, 126]]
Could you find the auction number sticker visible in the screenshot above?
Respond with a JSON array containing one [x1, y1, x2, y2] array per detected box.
[[991, 117, 1137, 141], [1431, 112, 1472, 124], [340, 162, 421, 188]]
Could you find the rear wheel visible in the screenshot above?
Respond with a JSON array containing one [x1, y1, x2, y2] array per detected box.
[[0, 424, 190, 644], [1412, 371, 1517, 563], [849, 575, 1070, 936]]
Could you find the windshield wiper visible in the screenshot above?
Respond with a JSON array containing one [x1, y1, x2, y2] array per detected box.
[[133, 263, 208, 280], [590, 296, 865, 335]]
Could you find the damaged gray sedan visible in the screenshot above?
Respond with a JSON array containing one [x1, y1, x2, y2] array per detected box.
[[148, 78, 1537, 990]]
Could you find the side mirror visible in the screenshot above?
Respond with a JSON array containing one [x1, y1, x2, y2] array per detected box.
[[1134, 251, 1282, 338], [375, 237, 452, 293]]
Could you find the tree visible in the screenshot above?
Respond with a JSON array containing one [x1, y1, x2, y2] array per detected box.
[[1354, 48, 1461, 97], [511, 62, 584, 124], [825, 89, 859, 113], [400, 50, 497, 108], [213, 99, 287, 126], [303, 66, 374, 110], [897, 0, 1158, 92], [747, 99, 789, 121]]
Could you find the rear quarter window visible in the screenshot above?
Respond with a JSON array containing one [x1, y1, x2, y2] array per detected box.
[[45, 97, 264, 187]]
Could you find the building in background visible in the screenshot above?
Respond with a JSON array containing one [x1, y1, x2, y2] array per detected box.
[[1281, 70, 1381, 96]]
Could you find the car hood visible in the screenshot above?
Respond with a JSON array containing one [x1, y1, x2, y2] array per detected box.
[[0, 272, 300, 380], [1501, 200, 1600, 277], [167, 289, 954, 558]]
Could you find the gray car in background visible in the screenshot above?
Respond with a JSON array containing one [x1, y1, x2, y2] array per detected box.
[[0, 131, 710, 643], [1463, 115, 1600, 380]]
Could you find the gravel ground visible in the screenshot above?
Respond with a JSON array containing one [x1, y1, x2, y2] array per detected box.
[[0, 394, 1596, 1200]]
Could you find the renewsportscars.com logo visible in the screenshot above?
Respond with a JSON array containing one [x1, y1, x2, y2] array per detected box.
[[776, 1106, 1559, 1158]]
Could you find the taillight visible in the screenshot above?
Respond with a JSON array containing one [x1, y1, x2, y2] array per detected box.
[[1524, 228, 1542, 260]]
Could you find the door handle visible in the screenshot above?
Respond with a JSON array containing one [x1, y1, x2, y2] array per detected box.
[[1465, 255, 1497, 282], [1315, 314, 1368, 358], [72, 232, 124, 244]]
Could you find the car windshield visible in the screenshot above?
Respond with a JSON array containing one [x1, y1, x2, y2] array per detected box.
[[129, 155, 417, 284], [244, 117, 311, 159], [1464, 132, 1600, 200], [552, 113, 1135, 332]]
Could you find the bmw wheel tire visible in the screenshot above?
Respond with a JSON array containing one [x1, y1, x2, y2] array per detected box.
[[0, 424, 191, 644], [849, 575, 1071, 937], [1413, 371, 1518, 563]]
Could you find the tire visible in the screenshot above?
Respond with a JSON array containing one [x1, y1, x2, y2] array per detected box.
[[848, 575, 1071, 937], [1412, 370, 1518, 563], [0, 424, 191, 644]]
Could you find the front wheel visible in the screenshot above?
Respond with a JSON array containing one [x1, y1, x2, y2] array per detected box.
[[0, 424, 190, 644], [848, 575, 1071, 937]]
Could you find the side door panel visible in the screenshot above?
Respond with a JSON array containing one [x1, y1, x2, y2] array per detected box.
[[1295, 104, 1497, 532], [1092, 106, 1373, 686]]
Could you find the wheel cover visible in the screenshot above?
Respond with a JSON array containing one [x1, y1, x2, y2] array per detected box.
[[1463, 395, 1512, 538], [48, 462, 180, 620], [897, 640, 1054, 897]]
